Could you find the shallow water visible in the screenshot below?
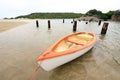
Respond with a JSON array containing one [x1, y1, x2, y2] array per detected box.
[[0, 19, 120, 80]]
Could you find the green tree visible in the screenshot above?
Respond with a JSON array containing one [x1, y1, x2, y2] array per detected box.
[[85, 9, 103, 18], [105, 11, 114, 19]]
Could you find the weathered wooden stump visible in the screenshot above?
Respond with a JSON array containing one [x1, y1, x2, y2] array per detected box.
[[86, 22, 88, 24], [48, 20, 51, 29], [63, 19, 64, 23], [79, 20, 81, 22], [73, 21, 77, 32], [36, 20, 39, 27], [98, 20, 102, 25], [101, 22, 109, 34]]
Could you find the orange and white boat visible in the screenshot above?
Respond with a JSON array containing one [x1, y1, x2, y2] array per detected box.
[[37, 32, 96, 71]]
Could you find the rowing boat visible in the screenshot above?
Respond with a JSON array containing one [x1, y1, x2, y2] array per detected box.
[[37, 32, 96, 71]]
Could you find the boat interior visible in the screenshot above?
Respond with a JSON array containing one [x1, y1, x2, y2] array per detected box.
[[53, 33, 93, 52]]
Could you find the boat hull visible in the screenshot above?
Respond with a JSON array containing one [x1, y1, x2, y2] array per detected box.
[[38, 43, 95, 71]]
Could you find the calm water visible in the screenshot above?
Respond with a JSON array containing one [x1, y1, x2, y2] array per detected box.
[[0, 19, 120, 80]]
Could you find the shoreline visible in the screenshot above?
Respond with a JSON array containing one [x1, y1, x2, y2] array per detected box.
[[0, 20, 28, 32]]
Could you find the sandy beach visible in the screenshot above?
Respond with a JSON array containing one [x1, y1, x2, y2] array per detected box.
[[0, 20, 27, 32]]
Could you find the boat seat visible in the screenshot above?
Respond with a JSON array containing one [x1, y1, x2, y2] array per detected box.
[[67, 34, 93, 45], [53, 40, 80, 52]]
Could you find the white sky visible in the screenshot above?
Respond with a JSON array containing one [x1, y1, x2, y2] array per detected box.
[[0, 0, 119, 18]]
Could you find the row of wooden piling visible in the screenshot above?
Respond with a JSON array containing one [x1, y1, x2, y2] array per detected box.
[[36, 20, 109, 35], [36, 20, 51, 29]]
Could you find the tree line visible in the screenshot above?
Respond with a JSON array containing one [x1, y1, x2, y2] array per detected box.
[[12, 9, 120, 20], [15, 13, 83, 19]]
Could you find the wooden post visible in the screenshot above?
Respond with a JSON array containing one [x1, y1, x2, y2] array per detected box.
[[73, 21, 77, 32], [36, 20, 39, 27], [79, 20, 81, 22], [86, 22, 88, 24], [71, 21, 73, 23], [63, 19, 64, 23], [48, 20, 51, 29], [98, 20, 101, 25], [101, 22, 109, 34]]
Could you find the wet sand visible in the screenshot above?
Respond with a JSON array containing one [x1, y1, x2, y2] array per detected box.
[[0, 19, 120, 80], [0, 20, 27, 32]]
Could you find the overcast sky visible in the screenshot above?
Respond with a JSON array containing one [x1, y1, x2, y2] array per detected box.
[[0, 0, 119, 18]]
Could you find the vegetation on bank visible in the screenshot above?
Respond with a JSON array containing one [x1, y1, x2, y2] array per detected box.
[[15, 13, 83, 19], [84, 9, 115, 20], [84, 9, 120, 21], [6, 9, 119, 21]]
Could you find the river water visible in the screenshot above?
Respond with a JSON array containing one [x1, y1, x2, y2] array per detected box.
[[0, 19, 120, 80]]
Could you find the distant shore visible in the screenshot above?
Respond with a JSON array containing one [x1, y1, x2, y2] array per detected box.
[[0, 20, 27, 32]]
